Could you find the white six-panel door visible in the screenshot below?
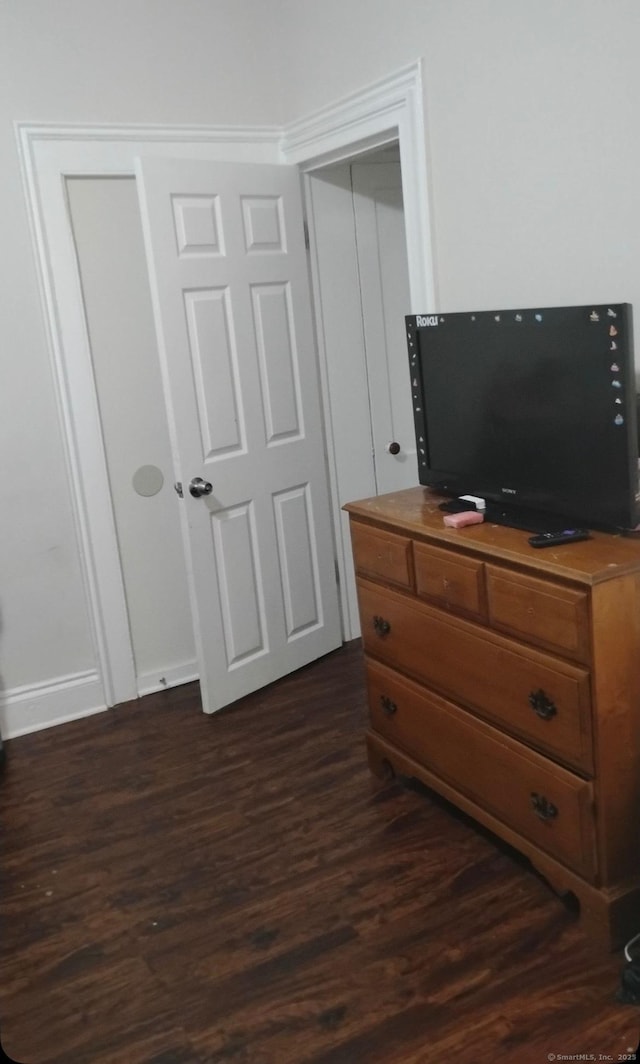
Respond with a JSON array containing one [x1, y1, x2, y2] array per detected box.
[[135, 157, 342, 713]]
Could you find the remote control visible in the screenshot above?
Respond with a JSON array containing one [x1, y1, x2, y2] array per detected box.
[[528, 529, 592, 548]]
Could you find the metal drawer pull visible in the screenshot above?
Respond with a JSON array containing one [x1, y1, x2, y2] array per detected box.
[[528, 688, 557, 721], [530, 792, 558, 821], [373, 615, 391, 637], [380, 695, 397, 716]]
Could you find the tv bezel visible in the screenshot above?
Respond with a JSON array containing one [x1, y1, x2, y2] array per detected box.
[[406, 304, 640, 533]]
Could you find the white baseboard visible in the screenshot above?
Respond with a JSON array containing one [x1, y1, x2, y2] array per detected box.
[[136, 660, 199, 698], [0, 670, 107, 740], [0, 661, 200, 741]]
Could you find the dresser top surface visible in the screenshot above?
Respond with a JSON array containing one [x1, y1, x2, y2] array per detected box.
[[344, 487, 640, 585]]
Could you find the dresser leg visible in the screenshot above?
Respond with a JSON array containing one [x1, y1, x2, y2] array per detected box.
[[578, 884, 640, 953], [366, 732, 396, 780], [529, 856, 640, 952]]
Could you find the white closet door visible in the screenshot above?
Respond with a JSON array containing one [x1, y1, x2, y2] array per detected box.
[[352, 161, 415, 494]]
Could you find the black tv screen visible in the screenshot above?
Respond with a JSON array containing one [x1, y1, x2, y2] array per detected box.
[[406, 304, 640, 532]]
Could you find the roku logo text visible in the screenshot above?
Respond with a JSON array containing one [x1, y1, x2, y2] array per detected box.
[[416, 315, 439, 326]]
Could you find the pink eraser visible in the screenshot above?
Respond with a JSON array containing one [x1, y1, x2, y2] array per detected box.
[[443, 510, 485, 528]]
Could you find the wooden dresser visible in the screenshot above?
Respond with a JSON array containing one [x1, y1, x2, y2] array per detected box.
[[345, 486, 640, 949]]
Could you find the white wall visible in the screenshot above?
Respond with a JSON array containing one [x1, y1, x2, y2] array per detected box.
[[0, 1, 285, 721], [280, 0, 640, 318]]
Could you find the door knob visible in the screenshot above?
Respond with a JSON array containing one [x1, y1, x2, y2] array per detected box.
[[386, 441, 401, 455], [189, 477, 213, 498]]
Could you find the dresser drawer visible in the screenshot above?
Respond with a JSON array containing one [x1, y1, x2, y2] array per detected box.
[[358, 579, 593, 774], [486, 565, 591, 664], [350, 522, 413, 589], [414, 541, 486, 620], [366, 660, 596, 880]]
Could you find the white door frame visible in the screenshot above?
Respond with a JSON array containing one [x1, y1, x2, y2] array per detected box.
[[15, 61, 435, 707]]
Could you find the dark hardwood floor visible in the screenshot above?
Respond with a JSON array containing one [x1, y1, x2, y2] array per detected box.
[[1, 641, 638, 1064]]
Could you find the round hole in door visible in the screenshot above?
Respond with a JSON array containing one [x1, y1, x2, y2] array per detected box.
[[132, 464, 164, 497]]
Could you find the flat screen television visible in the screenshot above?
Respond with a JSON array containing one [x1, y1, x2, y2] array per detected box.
[[406, 304, 640, 533]]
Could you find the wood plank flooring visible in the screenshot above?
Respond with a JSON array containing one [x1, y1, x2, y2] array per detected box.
[[1, 641, 639, 1064]]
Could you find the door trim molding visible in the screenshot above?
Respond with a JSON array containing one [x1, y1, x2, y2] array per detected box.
[[16, 123, 282, 710], [17, 122, 282, 145], [280, 60, 436, 311]]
